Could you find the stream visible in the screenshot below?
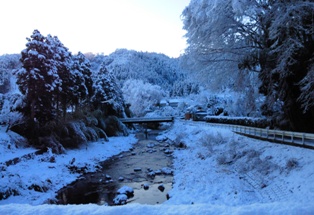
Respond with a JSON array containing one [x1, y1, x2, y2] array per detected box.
[[54, 127, 174, 206]]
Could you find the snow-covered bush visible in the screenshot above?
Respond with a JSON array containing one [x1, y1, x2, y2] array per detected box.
[[199, 130, 225, 149], [145, 105, 183, 118], [286, 158, 299, 170], [0, 93, 24, 127], [229, 87, 261, 117], [122, 79, 166, 117], [189, 88, 262, 117], [103, 116, 129, 137], [0, 54, 21, 94]]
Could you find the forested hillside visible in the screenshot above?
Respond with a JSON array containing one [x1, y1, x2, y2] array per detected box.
[[87, 49, 200, 97]]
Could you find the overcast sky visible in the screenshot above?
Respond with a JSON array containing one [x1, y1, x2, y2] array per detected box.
[[0, 0, 190, 58]]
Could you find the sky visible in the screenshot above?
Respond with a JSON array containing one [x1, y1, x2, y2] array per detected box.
[[0, 0, 190, 58]]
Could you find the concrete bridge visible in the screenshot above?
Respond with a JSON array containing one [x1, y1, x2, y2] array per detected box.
[[119, 117, 174, 124]]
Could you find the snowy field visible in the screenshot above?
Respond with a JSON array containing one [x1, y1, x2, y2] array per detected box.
[[1, 120, 314, 214]]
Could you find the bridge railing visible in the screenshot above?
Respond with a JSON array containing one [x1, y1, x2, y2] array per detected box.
[[119, 117, 174, 124], [206, 122, 314, 149]]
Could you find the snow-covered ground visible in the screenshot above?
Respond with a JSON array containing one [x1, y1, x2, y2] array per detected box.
[[1, 120, 314, 214]]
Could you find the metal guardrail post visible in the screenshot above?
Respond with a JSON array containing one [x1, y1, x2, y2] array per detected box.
[[302, 134, 305, 145], [260, 129, 262, 138], [291, 133, 294, 143]]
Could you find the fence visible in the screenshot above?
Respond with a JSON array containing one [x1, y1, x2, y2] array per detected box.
[[206, 122, 314, 149]]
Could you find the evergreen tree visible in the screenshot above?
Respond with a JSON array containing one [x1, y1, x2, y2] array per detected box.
[[91, 63, 125, 117], [46, 35, 73, 119], [71, 52, 93, 109], [258, 1, 314, 131], [14, 30, 60, 124]]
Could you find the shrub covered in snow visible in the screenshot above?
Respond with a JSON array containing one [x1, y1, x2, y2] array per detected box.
[[0, 93, 24, 128], [0, 54, 21, 94], [189, 89, 263, 117], [205, 116, 269, 128]]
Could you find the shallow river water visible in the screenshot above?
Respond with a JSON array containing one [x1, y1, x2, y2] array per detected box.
[[54, 128, 174, 206]]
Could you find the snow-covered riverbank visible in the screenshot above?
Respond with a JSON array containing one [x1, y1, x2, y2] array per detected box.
[[1, 120, 314, 214]]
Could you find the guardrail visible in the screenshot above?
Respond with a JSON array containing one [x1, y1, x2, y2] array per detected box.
[[206, 123, 314, 149]]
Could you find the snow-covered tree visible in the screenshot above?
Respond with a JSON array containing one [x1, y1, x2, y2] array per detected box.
[[0, 54, 23, 128], [14, 30, 60, 124], [122, 79, 166, 117], [181, 0, 260, 91], [170, 80, 200, 97], [91, 63, 125, 117], [71, 52, 93, 109], [14, 30, 79, 124], [182, 0, 314, 131], [46, 34, 73, 119], [258, 1, 314, 131], [0, 54, 21, 94], [298, 65, 314, 113]]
